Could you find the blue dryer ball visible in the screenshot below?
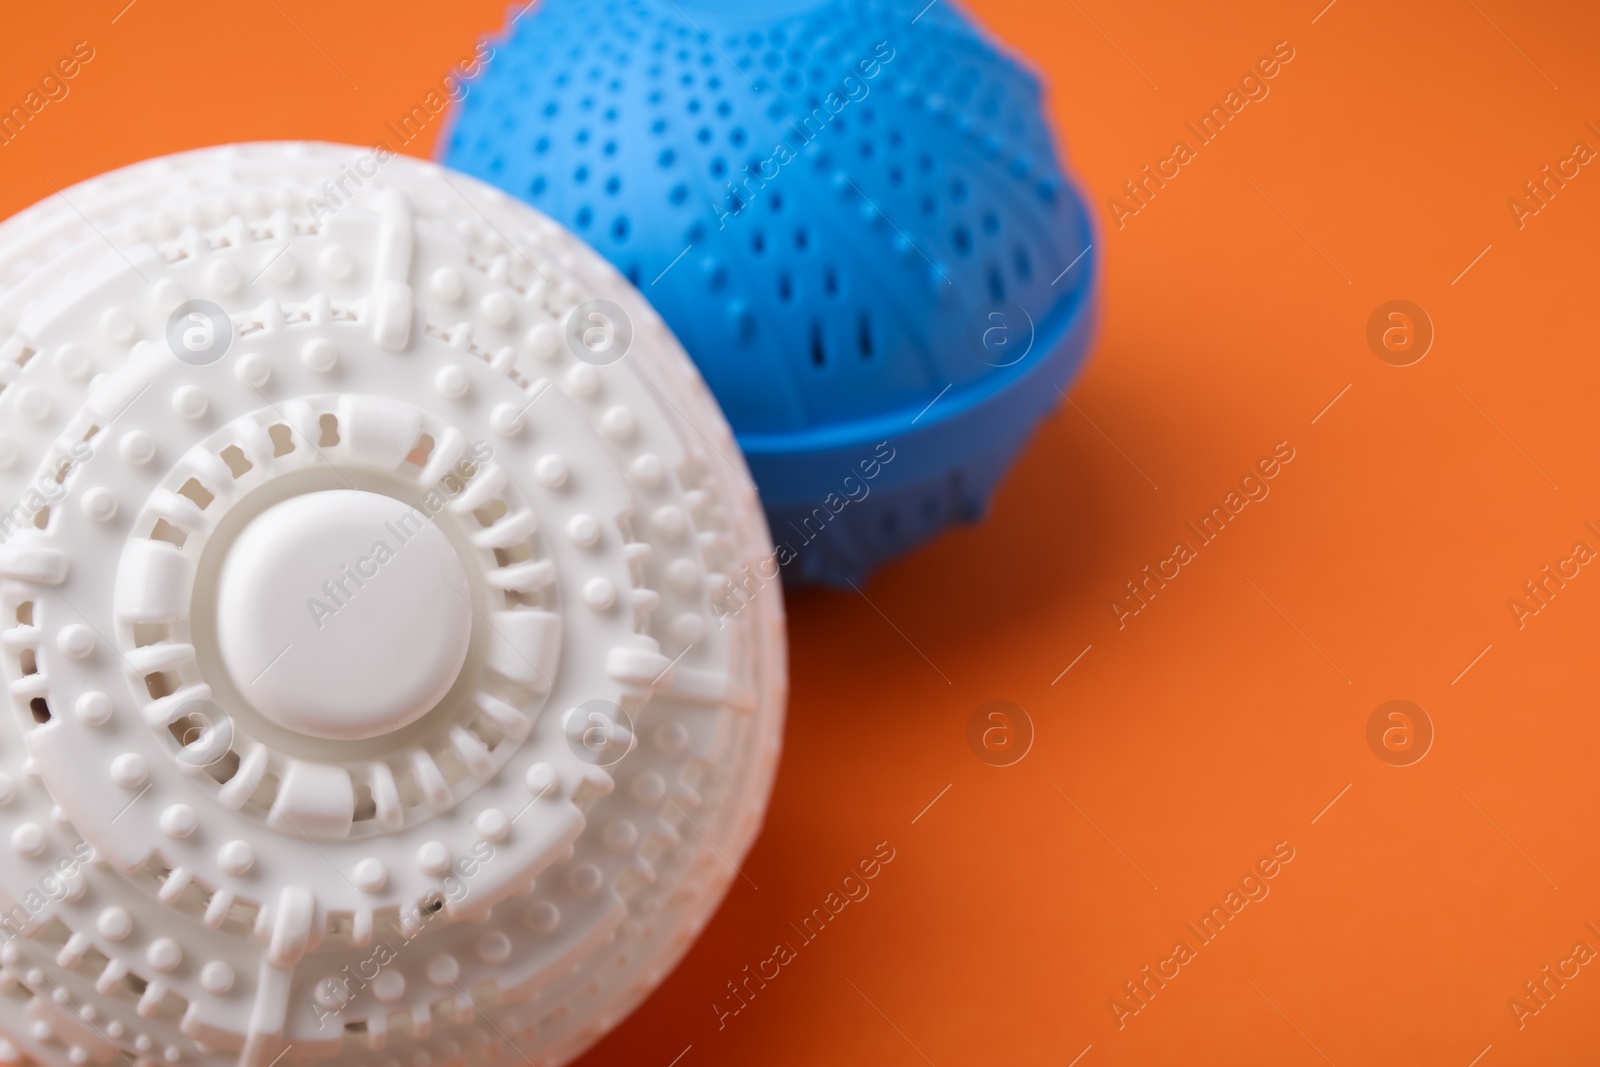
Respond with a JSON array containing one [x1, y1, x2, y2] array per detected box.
[[444, 0, 1097, 585]]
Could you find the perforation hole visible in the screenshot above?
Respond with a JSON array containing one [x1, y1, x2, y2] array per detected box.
[[178, 478, 214, 511], [269, 424, 295, 457], [406, 433, 435, 468], [151, 520, 186, 548], [318, 414, 340, 448], [205, 749, 240, 786], [987, 264, 1006, 302], [857, 313, 873, 359], [146, 672, 178, 700], [220, 445, 252, 479], [353, 782, 377, 823], [30, 698, 50, 724], [809, 321, 825, 367]]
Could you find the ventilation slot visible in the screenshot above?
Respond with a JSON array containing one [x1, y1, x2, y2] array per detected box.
[[220, 445, 252, 479], [987, 264, 1006, 302], [809, 321, 826, 367], [269, 423, 296, 457], [406, 433, 436, 468], [145, 672, 178, 701], [318, 414, 341, 448], [178, 478, 214, 511], [151, 520, 186, 548]]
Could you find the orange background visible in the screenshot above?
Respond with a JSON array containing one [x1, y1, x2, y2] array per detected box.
[[4, 0, 1600, 1063]]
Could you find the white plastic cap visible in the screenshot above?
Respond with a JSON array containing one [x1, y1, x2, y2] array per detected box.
[[0, 143, 785, 1067]]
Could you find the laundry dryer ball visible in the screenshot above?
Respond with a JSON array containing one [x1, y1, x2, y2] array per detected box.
[[444, 0, 1098, 584], [0, 142, 785, 1067]]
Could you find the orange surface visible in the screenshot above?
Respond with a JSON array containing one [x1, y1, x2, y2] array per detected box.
[[4, 0, 1600, 1063]]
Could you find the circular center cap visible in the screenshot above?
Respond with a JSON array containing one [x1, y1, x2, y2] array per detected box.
[[215, 489, 473, 741]]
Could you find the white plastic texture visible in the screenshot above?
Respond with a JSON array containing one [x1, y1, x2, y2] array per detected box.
[[0, 143, 786, 1067]]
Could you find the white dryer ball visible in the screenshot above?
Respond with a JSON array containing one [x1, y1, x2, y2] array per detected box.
[[0, 143, 785, 1067]]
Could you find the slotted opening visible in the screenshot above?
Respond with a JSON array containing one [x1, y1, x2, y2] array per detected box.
[[318, 414, 341, 448], [151, 520, 186, 548], [220, 445, 252, 479], [778, 273, 792, 301], [809, 321, 826, 367], [857, 313, 873, 359], [1014, 246, 1032, 280], [32, 506, 48, 530], [222, 899, 258, 937], [146, 671, 178, 700], [205, 748, 241, 786], [406, 433, 436, 468], [353, 781, 377, 823], [36, 918, 72, 948], [987, 264, 1006, 302], [952, 225, 972, 255], [474, 500, 508, 526], [15, 602, 31, 625], [20, 649, 36, 675], [178, 478, 214, 511], [493, 544, 532, 566], [824, 266, 838, 296], [133, 623, 167, 648], [14, 347, 36, 367], [29, 698, 50, 724], [268, 424, 296, 457]]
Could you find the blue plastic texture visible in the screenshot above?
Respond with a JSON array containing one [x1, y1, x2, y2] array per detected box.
[[444, 0, 1098, 585]]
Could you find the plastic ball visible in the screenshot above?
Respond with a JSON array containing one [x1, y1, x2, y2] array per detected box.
[[444, 0, 1098, 584], [0, 143, 784, 1067]]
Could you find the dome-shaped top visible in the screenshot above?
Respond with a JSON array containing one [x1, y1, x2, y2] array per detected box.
[[445, 0, 1095, 502], [0, 142, 785, 1067]]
